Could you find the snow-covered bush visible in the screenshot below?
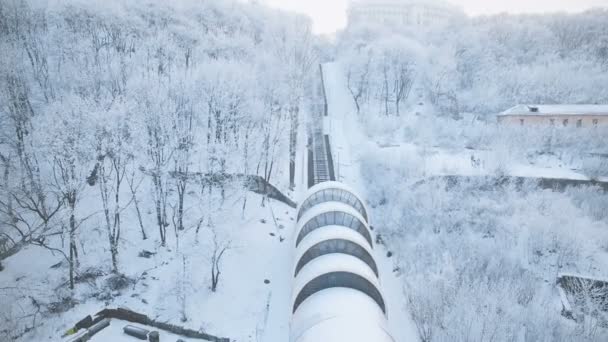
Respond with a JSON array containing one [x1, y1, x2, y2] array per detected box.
[[581, 157, 608, 181], [360, 144, 608, 340], [565, 186, 608, 225]]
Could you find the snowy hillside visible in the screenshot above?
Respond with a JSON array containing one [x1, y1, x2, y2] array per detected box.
[[2, 1, 608, 342], [334, 16, 608, 340], [0, 0, 315, 340]]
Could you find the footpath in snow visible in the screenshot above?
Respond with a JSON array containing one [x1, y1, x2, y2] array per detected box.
[[321, 62, 419, 342]]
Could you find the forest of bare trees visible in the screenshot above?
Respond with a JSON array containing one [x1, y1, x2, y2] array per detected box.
[[0, 1, 318, 338], [340, 10, 608, 118]]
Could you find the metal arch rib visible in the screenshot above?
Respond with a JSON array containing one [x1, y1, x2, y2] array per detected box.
[[298, 188, 369, 222], [293, 271, 386, 315], [294, 239, 379, 277], [296, 212, 373, 248]]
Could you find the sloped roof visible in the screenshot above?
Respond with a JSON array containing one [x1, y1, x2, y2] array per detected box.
[[500, 104, 608, 116]]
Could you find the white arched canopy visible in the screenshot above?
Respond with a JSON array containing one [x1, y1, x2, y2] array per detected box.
[[291, 181, 393, 342], [291, 288, 394, 342]]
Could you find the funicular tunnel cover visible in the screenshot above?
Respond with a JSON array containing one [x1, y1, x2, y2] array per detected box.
[[290, 181, 394, 342]]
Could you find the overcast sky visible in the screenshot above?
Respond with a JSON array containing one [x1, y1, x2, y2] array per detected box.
[[262, 0, 608, 34]]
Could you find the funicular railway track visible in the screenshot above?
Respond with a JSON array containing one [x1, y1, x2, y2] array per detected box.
[[310, 126, 335, 186], [307, 65, 336, 188]]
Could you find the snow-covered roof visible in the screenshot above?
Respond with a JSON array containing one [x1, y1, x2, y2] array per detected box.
[[290, 288, 392, 342], [500, 104, 608, 116]]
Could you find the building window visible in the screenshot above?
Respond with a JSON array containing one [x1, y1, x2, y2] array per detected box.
[[563, 119, 569, 127], [520, 119, 524, 126], [577, 119, 582, 128], [593, 119, 599, 126]]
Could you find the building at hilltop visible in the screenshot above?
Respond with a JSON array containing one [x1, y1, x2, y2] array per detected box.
[[347, 0, 464, 29], [498, 105, 608, 128]]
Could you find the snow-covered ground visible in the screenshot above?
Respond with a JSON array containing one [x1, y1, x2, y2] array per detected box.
[[1, 190, 295, 342], [372, 143, 608, 182]]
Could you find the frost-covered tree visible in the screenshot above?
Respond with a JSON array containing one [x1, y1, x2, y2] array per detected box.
[[93, 107, 139, 273], [340, 10, 608, 117], [345, 44, 372, 114], [142, 88, 173, 247], [270, 16, 317, 189], [42, 100, 94, 290], [341, 34, 423, 116], [0, 0, 317, 336], [0, 4, 63, 258]]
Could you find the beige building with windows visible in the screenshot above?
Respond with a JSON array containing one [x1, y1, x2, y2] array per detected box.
[[347, 0, 463, 29], [498, 105, 608, 128]]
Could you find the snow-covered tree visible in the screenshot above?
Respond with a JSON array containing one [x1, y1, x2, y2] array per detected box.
[[42, 99, 95, 290]]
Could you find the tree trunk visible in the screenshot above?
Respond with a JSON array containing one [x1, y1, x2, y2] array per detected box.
[[128, 174, 147, 240], [396, 97, 400, 117], [68, 195, 77, 290], [383, 69, 390, 116], [176, 179, 186, 231], [152, 174, 167, 246], [99, 163, 119, 273], [211, 262, 219, 292], [289, 105, 298, 190], [354, 94, 361, 114], [1, 155, 16, 227], [112, 172, 121, 271]]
